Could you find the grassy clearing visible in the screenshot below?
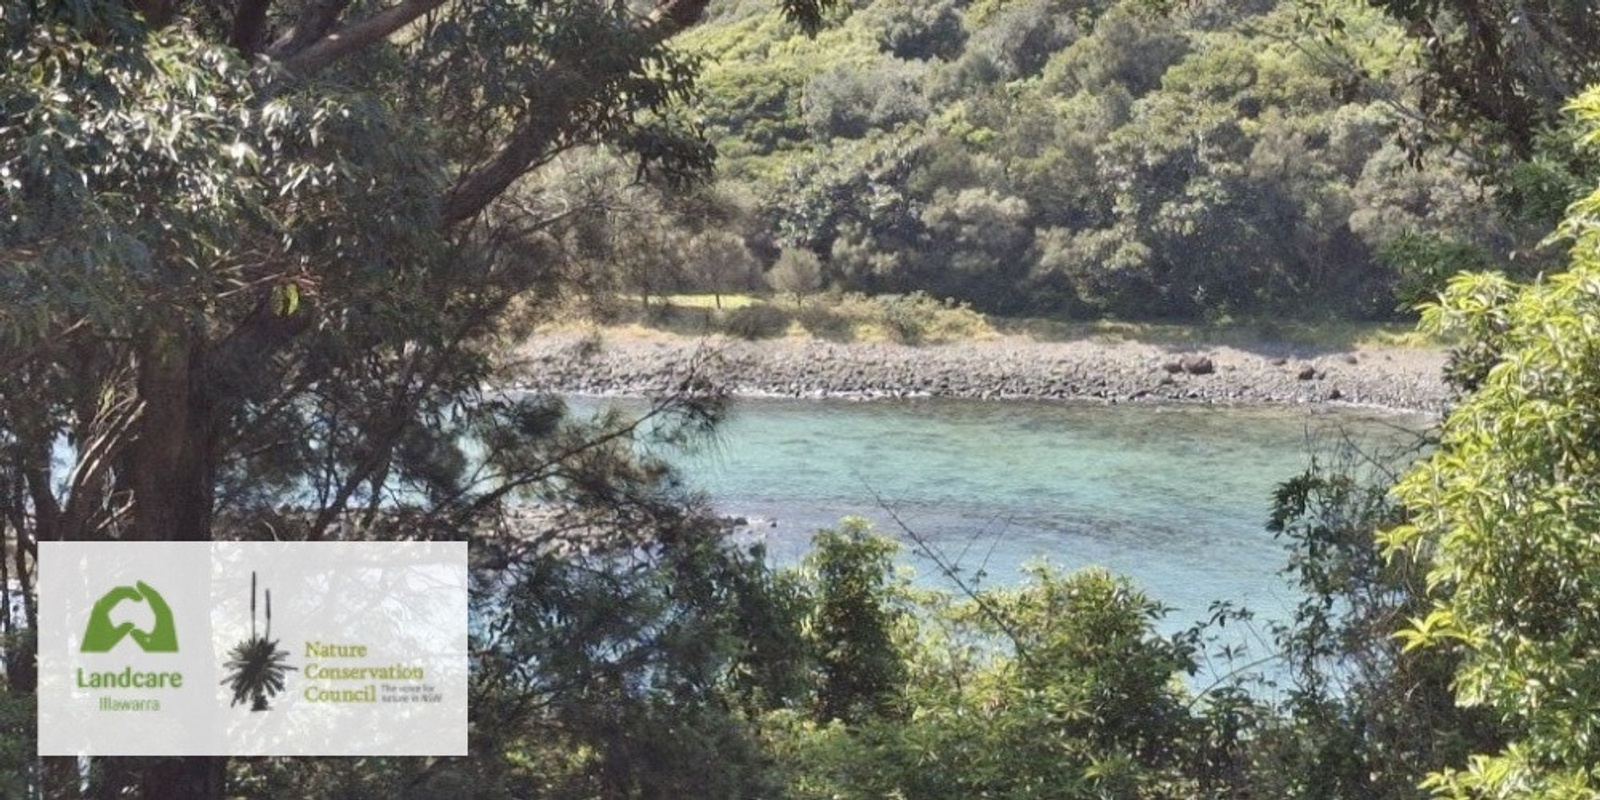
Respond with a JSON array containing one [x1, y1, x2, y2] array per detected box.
[[543, 291, 997, 344], [994, 316, 1443, 351], [539, 292, 1445, 351]]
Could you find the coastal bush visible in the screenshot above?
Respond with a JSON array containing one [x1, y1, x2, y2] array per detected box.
[[722, 303, 794, 339], [874, 292, 991, 344], [753, 426, 1533, 800], [766, 547, 1202, 799], [875, 295, 930, 344], [801, 59, 930, 139], [794, 304, 853, 340], [795, 519, 909, 724], [1378, 231, 1495, 313], [237, 505, 797, 798], [779, 292, 889, 341], [860, 0, 967, 61], [682, 0, 1569, 323], [1246, 437, 1503, 799]]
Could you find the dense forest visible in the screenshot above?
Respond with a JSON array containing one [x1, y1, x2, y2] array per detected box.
[[553, 0, 1598, 321], [5, 0, 1600, 797]]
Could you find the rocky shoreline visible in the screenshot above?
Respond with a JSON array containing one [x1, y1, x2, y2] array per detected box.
[[510, 331, 1453, 414]]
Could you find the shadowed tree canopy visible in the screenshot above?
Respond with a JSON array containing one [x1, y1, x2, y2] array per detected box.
[[2, 0, 840, 539], [1364, 0, 1600, 159]]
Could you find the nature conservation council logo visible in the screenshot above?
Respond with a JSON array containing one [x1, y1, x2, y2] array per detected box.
[[221, 572, 296, 712], [81, 581, 178, 653]]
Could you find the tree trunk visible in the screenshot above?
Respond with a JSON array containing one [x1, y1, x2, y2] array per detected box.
[[139, 758, 223, 799], [130, 327, 215, 543], [117, 324, 224, 797]]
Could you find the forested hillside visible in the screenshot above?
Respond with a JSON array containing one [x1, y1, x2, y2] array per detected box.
[[574, 0, 1582, 320]]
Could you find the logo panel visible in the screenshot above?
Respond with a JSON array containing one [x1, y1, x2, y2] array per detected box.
[[38, 542, 467, 756]]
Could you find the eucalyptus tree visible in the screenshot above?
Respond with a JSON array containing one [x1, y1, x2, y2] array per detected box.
[[2, 0, 834, 795]]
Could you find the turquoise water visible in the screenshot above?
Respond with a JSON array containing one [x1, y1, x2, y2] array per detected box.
[[598, 397, 1429, 632]]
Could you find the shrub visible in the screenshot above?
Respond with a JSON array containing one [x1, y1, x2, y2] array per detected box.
[[863, 0, 967, 61], [873, 291, 990, 344], [1377, 231, 1493, 315], [1382, 108, 1600, 793], [801, 60, 930, 139], [794, 304, 852, 340], [799, 519, 908, 724], [721, 303, 793, 339]]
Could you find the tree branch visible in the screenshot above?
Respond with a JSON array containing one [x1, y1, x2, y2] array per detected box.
[[207, 294, 314, 414], [438, 0, 710, 227], [277, 0, 447, 79], [438, 74, 589, 228], [265, 0, 354, 59], [871, 494, 1032, 664], [225, 0, 712, 398], [266, 0, 712, 222]]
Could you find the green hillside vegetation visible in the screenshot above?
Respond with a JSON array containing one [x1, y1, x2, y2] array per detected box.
[[620, 0, 1562, 321]]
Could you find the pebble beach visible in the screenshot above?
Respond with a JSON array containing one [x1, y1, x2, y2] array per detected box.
[[510, 330, 1453, 414]]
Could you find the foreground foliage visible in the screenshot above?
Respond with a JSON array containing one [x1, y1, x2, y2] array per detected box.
[[761, 493, 1496, 800], [1384, 86, 1600, 799], [766, 520, 1203, 799]]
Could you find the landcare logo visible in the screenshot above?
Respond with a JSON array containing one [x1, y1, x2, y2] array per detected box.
[[80, 581, 178, 653]]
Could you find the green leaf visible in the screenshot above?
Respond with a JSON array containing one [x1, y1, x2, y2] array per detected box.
[[272, 282, 299, 316]]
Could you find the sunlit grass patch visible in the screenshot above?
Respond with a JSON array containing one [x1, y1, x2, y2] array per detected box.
[[533, 292, 1447, 353], [664, 293, 764, 310], [995, 315, 1447, 351]]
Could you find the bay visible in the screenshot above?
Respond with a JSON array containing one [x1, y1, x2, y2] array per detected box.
[[599, 396, 1431, 633]]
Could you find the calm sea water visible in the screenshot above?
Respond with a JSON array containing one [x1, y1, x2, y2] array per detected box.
[[583, 396, 1430, 633]]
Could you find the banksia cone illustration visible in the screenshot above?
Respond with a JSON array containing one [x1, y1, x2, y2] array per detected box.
[[221, 571, 296, 711]]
